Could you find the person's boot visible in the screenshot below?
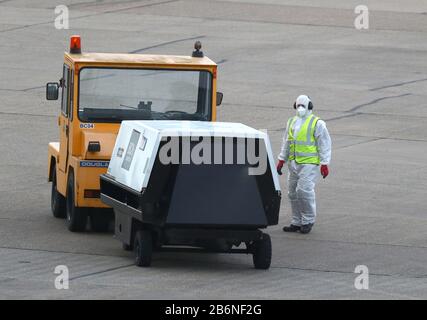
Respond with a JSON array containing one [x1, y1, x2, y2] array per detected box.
[[300, 223, 314, 234], [283, 224, 301, 232]]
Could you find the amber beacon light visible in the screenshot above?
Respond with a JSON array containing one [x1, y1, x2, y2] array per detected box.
[[70, 35, 82, 54]]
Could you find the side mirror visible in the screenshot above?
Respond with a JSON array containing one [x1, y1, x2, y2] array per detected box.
[[46, 82, 59, 100], [216, 92, 223, 106]]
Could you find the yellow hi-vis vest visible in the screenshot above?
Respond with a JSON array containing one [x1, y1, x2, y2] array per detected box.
[[287, 114, 320, 165]]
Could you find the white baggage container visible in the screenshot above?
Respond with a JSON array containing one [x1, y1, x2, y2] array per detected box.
[[100, 120, 281, 269]]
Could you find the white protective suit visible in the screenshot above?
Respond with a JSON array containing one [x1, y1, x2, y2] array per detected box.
[[278, 109, 332, 226]]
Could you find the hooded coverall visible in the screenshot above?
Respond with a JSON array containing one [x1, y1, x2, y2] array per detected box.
[[278, 110, 331, 226]]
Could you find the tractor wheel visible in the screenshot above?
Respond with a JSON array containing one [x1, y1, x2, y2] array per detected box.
[[134, 230, 153, 267], [252, 233, 272, 270], [66, 172, 87, 232], [51, 164, 66, 218]]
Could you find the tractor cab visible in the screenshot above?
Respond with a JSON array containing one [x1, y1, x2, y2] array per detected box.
[[47, 36, 222, 232]]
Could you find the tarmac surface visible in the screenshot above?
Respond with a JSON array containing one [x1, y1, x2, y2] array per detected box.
[[0, 0, 426, 299]]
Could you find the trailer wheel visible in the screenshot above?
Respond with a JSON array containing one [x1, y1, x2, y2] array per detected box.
[[51, 164, 66, 218], [134, 230, 153, 267], [252, 233, 272, 270], [66, 173, 87, 232]]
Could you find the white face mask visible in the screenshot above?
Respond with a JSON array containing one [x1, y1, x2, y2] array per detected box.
[[296, 106, 307, 118]]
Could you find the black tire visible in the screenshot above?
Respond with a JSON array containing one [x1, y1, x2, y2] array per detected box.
[[90, 209, 112, 232], [51, 164, 66, 218], [134, 230, 153, 267], [66, 172, 87, 232], [252, 233, 272, 270]]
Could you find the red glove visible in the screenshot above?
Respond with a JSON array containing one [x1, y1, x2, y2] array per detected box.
[[320, 165, 329, 178], [277, 160, 285, 175]]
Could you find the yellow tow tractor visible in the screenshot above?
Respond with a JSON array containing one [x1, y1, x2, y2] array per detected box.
[[47, 36, 223, 232]]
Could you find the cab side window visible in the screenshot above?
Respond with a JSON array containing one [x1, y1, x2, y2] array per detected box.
[[61, 65, 70, 117]]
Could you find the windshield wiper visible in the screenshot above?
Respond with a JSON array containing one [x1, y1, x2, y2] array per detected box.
[[120, 104, 137, 110]]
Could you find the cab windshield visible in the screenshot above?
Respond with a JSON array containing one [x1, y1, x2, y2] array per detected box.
[[78, 68, 212, 122]]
